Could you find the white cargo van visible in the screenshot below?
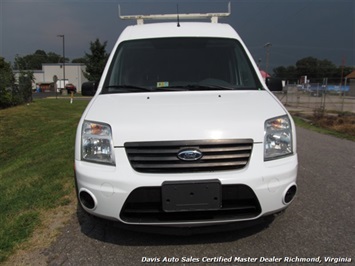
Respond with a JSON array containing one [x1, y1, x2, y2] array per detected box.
[[75, 6, 298, 226]]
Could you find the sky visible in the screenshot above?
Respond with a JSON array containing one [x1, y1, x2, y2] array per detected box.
[[0, 0, 354, 71]]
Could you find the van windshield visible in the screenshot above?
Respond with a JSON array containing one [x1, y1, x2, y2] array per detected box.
[[102, 37, 263, 94]]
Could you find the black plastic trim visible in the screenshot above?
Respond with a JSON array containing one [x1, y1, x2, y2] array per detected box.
[[120, 184, 261, 223]]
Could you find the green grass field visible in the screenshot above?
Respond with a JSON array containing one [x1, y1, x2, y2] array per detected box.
[[0, 99, 89, 262]]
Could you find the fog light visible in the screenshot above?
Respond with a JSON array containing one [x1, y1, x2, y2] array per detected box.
[[79, 190, 96, 210], [284, 185, 297, 204]]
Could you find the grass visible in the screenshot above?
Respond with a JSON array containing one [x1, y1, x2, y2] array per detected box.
[[0, 99, 89, 262], [291, 113, 355, 142]]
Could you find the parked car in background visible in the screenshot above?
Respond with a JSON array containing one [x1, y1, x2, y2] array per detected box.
[[65, 83, 77, 94]]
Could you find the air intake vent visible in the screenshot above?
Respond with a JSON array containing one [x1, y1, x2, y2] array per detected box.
[[120, 185, 261, 223], [125, 139, 253, 173]]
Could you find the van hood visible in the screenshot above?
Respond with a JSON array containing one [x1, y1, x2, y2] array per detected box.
[[84, 91, 287, 146]]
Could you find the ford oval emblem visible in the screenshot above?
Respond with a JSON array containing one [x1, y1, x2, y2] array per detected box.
[[177, 149, 203, 161]]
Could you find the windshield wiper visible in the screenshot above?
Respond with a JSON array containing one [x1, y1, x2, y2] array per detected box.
[[161, 84, 236, 91], [104, 85, 153, 93], [104, 84, 241, 94]]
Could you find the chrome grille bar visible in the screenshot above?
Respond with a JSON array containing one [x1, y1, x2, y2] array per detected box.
[[125, 139, 253, 173]]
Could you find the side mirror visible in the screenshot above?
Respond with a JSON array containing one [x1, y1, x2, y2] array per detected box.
[[81, 81, 98, 96], [266, 78, 283, 91]]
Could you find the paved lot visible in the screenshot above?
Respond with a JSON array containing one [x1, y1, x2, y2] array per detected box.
[[36, 127, 354, 266]]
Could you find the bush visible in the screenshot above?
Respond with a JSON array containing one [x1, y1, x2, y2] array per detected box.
[[0, 88, 13, 109], [0, 57, 33, 109], [0, 58, 15, 109], [313, 106, 325, 120]]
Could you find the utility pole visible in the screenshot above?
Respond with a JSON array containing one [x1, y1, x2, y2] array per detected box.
[[264, 42, 272, 75], [57, 34, 66, 95], [340, 57, 346, 112]]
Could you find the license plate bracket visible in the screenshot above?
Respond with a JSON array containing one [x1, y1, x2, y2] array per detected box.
[[162, 180, 222, 212]]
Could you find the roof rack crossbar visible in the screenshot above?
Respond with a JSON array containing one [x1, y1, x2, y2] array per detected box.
[[118, 2, 231, 25]]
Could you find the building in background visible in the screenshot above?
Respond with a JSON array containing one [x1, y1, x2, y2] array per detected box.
[[14, 63, 88, 93]]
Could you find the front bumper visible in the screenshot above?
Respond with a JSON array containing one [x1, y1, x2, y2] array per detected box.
[[75, 144, 298, 226]]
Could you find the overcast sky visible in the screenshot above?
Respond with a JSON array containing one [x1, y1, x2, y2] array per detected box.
[[0, 0, 354, 70]]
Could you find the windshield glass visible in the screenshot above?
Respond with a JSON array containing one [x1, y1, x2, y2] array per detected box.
[[102, 37, 262, 94]]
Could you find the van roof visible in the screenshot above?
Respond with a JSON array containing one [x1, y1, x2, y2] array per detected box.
[[117, 22, 240, 42]]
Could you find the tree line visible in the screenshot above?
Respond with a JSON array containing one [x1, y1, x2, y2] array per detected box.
[[273, 57, 353, 84], [13, 38, 108, 82]]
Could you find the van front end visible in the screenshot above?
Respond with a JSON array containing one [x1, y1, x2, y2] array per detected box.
[[75, 138, 297, 226], [74, 91, 298, 226]]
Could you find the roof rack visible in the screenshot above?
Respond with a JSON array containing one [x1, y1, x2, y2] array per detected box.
[[118, 2, 231, 25]]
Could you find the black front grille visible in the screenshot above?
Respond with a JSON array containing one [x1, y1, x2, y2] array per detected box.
[[120, 185, 261, 223], [124, 139, 253, 173]]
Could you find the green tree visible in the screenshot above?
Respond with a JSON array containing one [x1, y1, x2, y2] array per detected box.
[[295, 56, 320, 79], [47, 52, 63, 64], [14, 50, 64, 70], [295, 57, 337, 81], [83, 38, 109, 81], [72, 57, 87, 64], [273, 56, 351, 83], [273, 65, 297, 81], [0, 57, 15, 108], [6, 70, 34, 106], [18, 71, 34, 103], [0, 57, 35, 108]]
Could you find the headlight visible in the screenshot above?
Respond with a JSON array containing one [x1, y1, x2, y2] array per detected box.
[[264, 115, 293, 160], [81, 121, 115, 165]]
